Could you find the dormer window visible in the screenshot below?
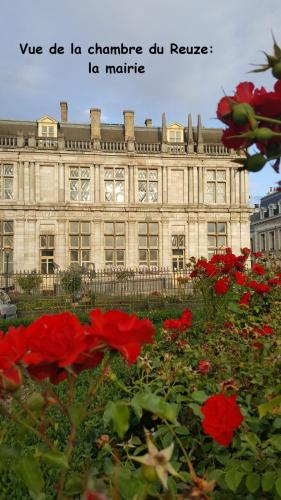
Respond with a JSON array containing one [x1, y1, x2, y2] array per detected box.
[[268, 204, 276, 217], [167, 123, 184, 143], [37, 116, 58, 138]]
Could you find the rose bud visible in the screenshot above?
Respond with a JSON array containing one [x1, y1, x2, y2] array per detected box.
[[26, 392, 45, 412], [232, 103, 254, 124], [198, 360, 211, 374], [244, 154, 267, 172]]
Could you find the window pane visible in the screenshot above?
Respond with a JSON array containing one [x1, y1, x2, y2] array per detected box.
[[70, 235, 79, 247], [42, 250, 54, 257], [70, 222, 79, 233], [139, 249, 147, 262], [116, 222, 125, 234], [116, 236, 125, 248], [70, 250, 79, 262], [217, 183, 226, 203], [138, 236, 147, 248], [81, 167, 90, 178], [178, 235, 185, 247], [208, 222, 216, 233], [81, 222, 90, 234], [105, 236, 114, 247], [206, 170, 215, 181], [172, 235, 178, 247], [115, 181, 124, 203], [116, 250, 125, 262], [105, 181, 113, 201], [115, 168, 124, 179], [139, 223, 147, 235], [4, 221, 13, 233], [40, 235, 47, 248], [104, 223, 114, 235], [70, 191, 79, 201], [217, 170, 226, 181], [149, 236, 158, 247], [138, 169, 147, 180], [138, 181, 147, 203], [217, 236, 227, 247], [149, 223, 158, 235], [206, 182, 215, 203], [149, 170, 158, 180], [4, 165, 13, 176], [82, 250, 90, 262], [208, 235, 216, 247], [149, 250, 158, 262], [48, 235, 54, 247], [218, 223, 226, 234], [3, 236, 13, 247], [104, 169, 113, 179], [105, 250, 114, 262], [81, 235, 90, 247], [70, 167, 79, 178], [148, 182, 158, 202]]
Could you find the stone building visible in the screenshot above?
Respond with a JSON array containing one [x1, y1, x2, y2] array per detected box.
[[250, 187, 281, 258], [0, 102, 251, 273]]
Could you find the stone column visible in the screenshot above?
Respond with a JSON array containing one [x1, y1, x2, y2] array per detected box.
[[193, 167, 198, 205], [161, 219, 170, 268], [56, 220, 67, 269], [198, 166, 204, 204], [93, 220, 103, 269], [58, 163, 65, 202], [94, 165, 100, 203], [188, 167, 194, 204], [183, 167, 189, 204], [127, 221, 137, 267], [13, 219, 25, 271], [129, 165, 135, 204], [198, 214, 207, 256], [230, 213, 241, 254], [24, 161, 30, 202], [230, 167, 236, 205], [29, 162, 35, 203], [235, 169, 240, 205], [188, 214, 198, 258], [18, 161, 24, 202], [123, 110, 135, 151]]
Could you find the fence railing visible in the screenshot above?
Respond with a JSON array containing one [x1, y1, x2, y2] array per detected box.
[[1, 268, 193, 298]]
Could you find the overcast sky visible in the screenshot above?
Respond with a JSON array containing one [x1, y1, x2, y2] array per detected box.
[[0, 0, 281, 204]]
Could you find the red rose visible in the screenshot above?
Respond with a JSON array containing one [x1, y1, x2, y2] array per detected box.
[[253, 252, 263, 258], [181, 308, 193, 329], [268, 277, 281, 286], [201, 393, 244, 446], [254, 324, 273, 336], [252, 263, 266, 276], [241, 247, 251, 257], [163, 308, 192, 333], [24, 312, 87, 384], [213, 277, 230, 295], [239, 291, 251, 306], [89, 309, 155, 365], [163, 319, 182, 331], [0, 326, 27, 389], [247, 280, 270, 293], [198, 360, 211, 374], [233, 271, 247, 286]]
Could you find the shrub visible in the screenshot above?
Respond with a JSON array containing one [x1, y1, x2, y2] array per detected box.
[[17, 271, 43, 295]]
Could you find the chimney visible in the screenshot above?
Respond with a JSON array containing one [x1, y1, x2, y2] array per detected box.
[[145, 118, 152, 127], [187, 113, 194, 153], [90, 108, 101, 141], [60, 101, 68, 123], [123, 110, 135, 141], [254, 204, 259, 208], [197, 114, 204, 153]]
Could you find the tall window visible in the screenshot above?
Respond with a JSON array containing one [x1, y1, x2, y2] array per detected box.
[[69, 221, 90, 269], [206, 170, 226, 203], [69, 167, 90, 201], [138, 169, 158, 203], [104, 168, 125, 202], [260, 233, 265, 251], [168, 130, 183, 142], [207, 222, 227, 259], [104, 222, 125, 267], [41, 125, 55, 137], [138, 222, 159, 267], [269, 231, 275, 251], [0, 164, 14, 200], [40, 235, 54, 274], [0, 221, 13, 272], [172, 235, 185, 271]]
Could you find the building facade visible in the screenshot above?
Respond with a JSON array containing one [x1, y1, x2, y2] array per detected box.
[[0, 103, 251, 273], [250, 188, 281, 258]]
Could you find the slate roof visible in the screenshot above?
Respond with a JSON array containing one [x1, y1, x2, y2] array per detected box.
[[0, 119, 222, 144]]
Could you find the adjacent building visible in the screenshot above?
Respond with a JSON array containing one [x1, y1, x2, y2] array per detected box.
[[250, 187, 281, 258], [0, 103, 251, 273]]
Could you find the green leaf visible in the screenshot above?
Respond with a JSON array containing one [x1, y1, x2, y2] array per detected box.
[[225, 469, 244, 492], [188, 403, 203, 418], [258, 396, 281, 418], [64, 472, 83, 496], [262, 471, 276, 492], [104, 401, 130, 438], [41, 450, 69, 469], [69, 404, 87, 427], [14, 457, 44, 497], [246, 473, 260, 493], [175, 425, 189, 436], [131, 392, 179, 424], [190, 391, 208, 404], [270, 435, 281, 452], [276, 477, 281, 496]]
